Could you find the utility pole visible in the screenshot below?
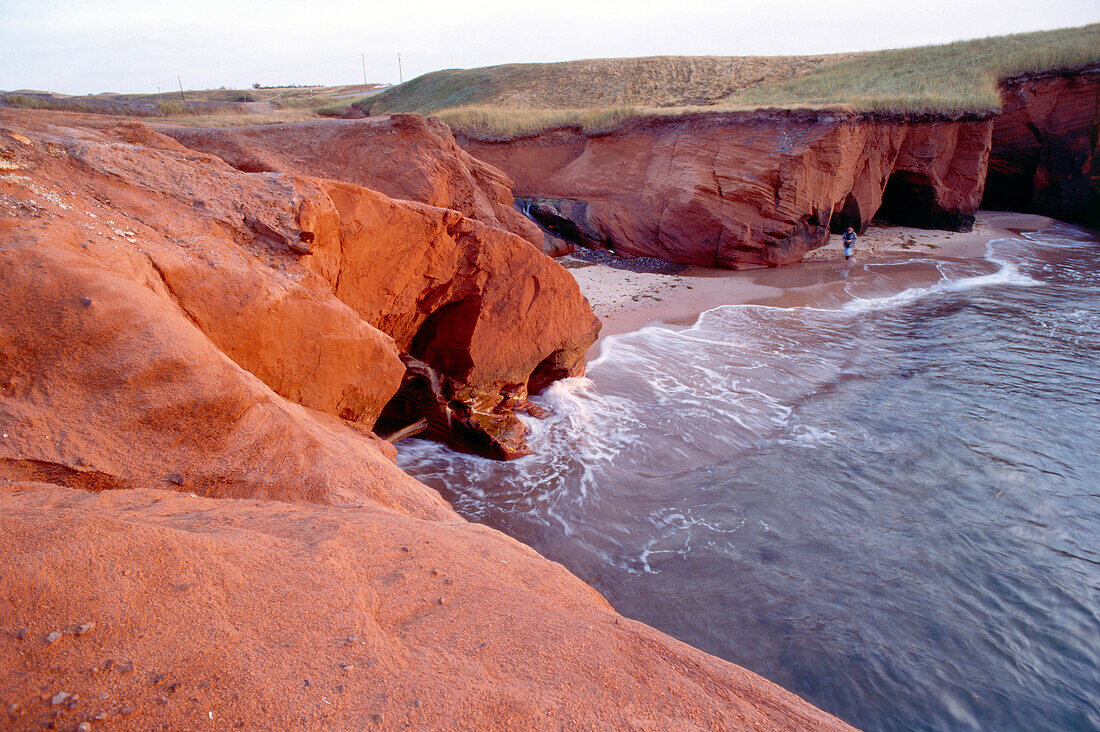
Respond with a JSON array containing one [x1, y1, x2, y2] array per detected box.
[[361, 53, 367, 85], [398, 52, 403, 84], [177, 76, 186, 103]]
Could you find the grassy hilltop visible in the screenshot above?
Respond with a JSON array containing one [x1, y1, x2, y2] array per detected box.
[[351, 23, 1100, 138], [4, 24, 1095, 136]]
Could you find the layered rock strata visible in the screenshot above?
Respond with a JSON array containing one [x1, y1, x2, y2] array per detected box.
[[161, 114, 563, 255], [983, 66, 1100, 226], [461, 112, 993, 268]]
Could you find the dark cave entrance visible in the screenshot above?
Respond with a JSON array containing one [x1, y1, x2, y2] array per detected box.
[[875, 171, 975, 232], [829, 193, 863, 234]]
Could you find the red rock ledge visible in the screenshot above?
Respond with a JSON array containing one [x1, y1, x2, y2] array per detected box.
[[460, 110, 993, 268]]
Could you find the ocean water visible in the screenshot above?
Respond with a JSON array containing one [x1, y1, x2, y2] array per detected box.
[[398, 224, 1100, 731]]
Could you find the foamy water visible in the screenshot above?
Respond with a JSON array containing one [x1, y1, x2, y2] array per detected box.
[[399, 224, 1100, 731]]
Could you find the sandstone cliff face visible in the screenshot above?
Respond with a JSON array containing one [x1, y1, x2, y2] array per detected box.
[[983, 67, 1100, 226], [461, 113, 992, 268], [0, 111, 597, 461], [161, 115, 557, 254], [0, 109, 849, 731]]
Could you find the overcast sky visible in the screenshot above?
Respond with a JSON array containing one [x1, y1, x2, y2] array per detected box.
[[2, 0, 1097, 94]]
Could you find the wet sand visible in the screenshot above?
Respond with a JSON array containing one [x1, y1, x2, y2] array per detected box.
[[566, 210, 1055, 353]]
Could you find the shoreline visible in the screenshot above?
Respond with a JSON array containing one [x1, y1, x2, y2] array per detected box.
[[565, 210, 1055, 355]]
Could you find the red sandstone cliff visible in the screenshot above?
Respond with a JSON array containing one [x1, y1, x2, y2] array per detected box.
[[160, 115, 561, 254], [0, 111, 597, 461], [460, 112, 992, 269], [0, 110, 850, 729], [983, 66, 1100, 227]]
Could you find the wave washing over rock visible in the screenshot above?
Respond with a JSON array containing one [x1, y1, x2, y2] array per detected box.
[[399, 224, 1100, 731]]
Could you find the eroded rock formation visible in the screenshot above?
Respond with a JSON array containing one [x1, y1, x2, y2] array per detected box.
[[161, 114, 561, 254], [983, 66, 1100, 226], [461, 112, 993, 268], [0, 107, 850, 731], [0, 111, 597, 461]]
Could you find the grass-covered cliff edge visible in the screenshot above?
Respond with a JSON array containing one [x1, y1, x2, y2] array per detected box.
[[346, 23, 1100, 138]]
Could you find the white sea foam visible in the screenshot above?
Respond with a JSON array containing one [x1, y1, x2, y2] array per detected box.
[[399, 229, 1061, 569], [841, 243, 1042, 313]]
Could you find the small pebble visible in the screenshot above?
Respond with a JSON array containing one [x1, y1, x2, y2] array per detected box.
[[14, 628, 27, 640], [120, 705, 137, 716], [371, 713, 384, 724], [81, 297, 92, 308], [437, 597, 446, 605], [77, 724, 92, 732], [50, 692, 69, 706], [45, 631, 62, 643], [341, 664, 354, 672], [76, 622, 95, 635]]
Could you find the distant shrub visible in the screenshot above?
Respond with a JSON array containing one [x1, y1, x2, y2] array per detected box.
[[157, 101, 187, 116]]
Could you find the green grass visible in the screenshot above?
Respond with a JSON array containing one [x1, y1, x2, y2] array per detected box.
[[722, 24, 1100, 114], [0, 93, 119, 115], [353, 23, 1099, 137], [0, 83, 390, 123], [363, 54, 853, 114], [432, 106, 650, 138], [5, 24, 1096, 134]]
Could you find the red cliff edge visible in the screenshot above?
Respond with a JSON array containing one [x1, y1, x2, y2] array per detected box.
[[983, 66, 1100, 227], [160, 114, 565, 255], [460, 112, 993, 269]]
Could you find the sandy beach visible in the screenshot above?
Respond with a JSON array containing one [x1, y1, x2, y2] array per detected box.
[[565, 210, 1055, 352]]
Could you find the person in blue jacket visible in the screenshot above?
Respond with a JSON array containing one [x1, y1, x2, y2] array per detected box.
[[842, 227, 857, 261]]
